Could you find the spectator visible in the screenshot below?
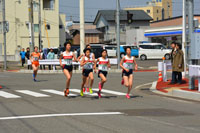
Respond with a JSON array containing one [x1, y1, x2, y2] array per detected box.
[[40, 49, 45, 70], [47, 48, 55, 70], [25, 47, 31, 69], [172, 43, 184, 84], [169, 42, 177, 84], [20, 48, 26, 68]]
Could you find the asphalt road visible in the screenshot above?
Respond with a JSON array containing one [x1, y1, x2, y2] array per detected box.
[[0, 72, 200, 133]]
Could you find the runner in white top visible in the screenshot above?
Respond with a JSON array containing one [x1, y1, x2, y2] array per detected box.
[[94, 49, 111, 98], [120, 46, 138, 99], [77, 44, 95, 93], [80, 48, 95, 96], [59, 42, 77, 97]]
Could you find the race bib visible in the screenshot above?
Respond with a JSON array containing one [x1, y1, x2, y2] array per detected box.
[[64, 59, 72, 65], [125, 63, 133, 69], [84, 63, 93, 69], [99, 64, 108, 71], [34, 57, 39, 61]]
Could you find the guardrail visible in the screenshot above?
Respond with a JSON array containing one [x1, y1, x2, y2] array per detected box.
[[28, 59, 118, 71], [189, 65, 200, 91]]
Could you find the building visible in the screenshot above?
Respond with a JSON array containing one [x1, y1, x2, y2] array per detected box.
[[124, 0, 172, 22], [93, 10, 152, 44], [0, 0, 66, 61], [144, 15, 200, 47], [71, 29, 103, 45]]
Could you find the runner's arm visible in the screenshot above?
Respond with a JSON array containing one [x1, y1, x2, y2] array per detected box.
[[77, 54, 84, 62], [108, 59, 111, 68], [94, 58, 99, 71], [73, 53, 78, 62], [133, 57, 138, 71], [59, 54, 63, 67], [80, 57, 86, 67], [120, 57, 128, 72]]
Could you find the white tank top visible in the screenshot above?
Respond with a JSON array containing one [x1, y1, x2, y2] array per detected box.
[[98, 57, 109, 71], [123, 55, 134, 70], [83, 56, 93, 69], [63, 51, 73, 65]]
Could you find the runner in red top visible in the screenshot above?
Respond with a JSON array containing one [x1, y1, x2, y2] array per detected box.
[[120, 46, 138, 99], [59, 42, 77, 97], [94, 49, 111, 98], [30, 46, 42, 82]]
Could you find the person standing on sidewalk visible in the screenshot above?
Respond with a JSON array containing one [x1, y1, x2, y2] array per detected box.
[[20, 48, 26, 68], [25, 47, 31, 69], [47, 48, 55, 70], [172, 43, 184, 84], [169, 42, 177, 84]]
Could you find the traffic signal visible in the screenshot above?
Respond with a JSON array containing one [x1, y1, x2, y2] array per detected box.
[[127, 11, 133, 24]]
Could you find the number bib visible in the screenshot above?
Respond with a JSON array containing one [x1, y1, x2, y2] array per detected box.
[[98, 57, 109, 71], [123, 56, 134, 70], [63, 51, 73, 66], [34, 57, 39, 61], [83, 57, 93, 69]]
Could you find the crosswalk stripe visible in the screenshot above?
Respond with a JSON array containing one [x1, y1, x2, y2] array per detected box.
[[93, 88, 126, 95], [16, 90, 50, 97], [70, 89, 99, 96], [0, 91, 21, 98], [41, 89, 78, 97]]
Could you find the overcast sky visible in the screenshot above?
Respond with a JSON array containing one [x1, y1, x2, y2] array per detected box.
[[59, 0, 200, 21]]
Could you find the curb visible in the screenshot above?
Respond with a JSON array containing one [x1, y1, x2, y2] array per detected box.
[[150, 81, 200, 101]]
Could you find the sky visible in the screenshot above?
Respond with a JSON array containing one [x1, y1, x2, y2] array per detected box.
[[59, 0, 200, 22]]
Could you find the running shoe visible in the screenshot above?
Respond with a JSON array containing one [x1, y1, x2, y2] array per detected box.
[[64, 89, 68, 97], [33, 79, 37, 82], [87, 88, 89, 92], [83, 87, 85, 93], [121, 79, 124, 85], [80, 89, 84, 96], [97, 92, 102, 98], [89, 88, 93, 94], [126, 94, 130, 99], [66, 89, 69, 94], [98, 82, 102, 91], [33, 74, 35, 79]]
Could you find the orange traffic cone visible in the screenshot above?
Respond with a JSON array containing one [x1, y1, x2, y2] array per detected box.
[[158, 71, 163, 82]]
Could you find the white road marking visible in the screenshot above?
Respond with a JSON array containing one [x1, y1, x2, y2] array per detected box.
[[0, 91, 21, 98], [70, 89, 98, 96], [41, 89, 78, 97], [0, 112, 124, 120], [134, 82, 153, 90], [16, 90, 49, 97], [93, 88, 126, 96]]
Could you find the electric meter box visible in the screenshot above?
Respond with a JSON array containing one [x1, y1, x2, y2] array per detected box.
[[191, 33, 200, 59]]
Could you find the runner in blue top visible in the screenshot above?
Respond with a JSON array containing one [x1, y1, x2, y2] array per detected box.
[[20, 48, 26, 67]]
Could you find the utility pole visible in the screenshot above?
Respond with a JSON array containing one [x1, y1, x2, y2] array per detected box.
[[188, 0, 195, 89], [2, 0, 7, 70], [182, 0, 187, 79], [116, 0, 120, 69], [80, 0, 85, 55], [38, 0, 42, 50], [28, 0, 34, 53]]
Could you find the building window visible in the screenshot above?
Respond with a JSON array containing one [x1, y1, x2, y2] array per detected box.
[[59, 25, 63, 29], [147, 10, 150, 13], [157, 17, 159, 21], [33, 2, 39, 12], [43, 0, 55, 10], [0, 0, 2, 12], [157, 9, 159, 13], [34, 24, 39, 32], [46, 24, 50, 30], [0, 22, 2, 34]]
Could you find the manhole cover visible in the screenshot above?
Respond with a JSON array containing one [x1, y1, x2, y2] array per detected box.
[[111, 108, 193, 117]]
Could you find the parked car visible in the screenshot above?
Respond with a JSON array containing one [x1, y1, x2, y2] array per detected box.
[[139, 43, 171, 61], [120, 45, 139, 58]]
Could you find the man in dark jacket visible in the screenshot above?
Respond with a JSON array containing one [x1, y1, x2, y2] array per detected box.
[[25, 47, 31, 69]]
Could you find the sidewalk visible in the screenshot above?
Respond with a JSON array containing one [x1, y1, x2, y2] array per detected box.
[[150, 78, 200, 101]]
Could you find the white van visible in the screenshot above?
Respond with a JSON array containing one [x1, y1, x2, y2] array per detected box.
[[139, 43, 171, 60], [103, 45, 117, 57]]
